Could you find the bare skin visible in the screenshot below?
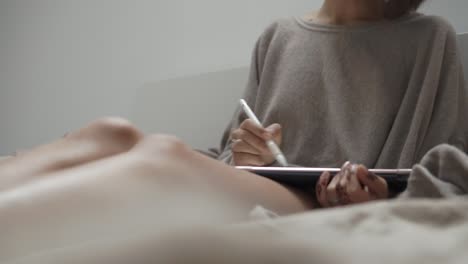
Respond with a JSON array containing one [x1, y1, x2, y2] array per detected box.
[[230, 119, 282, 166], [0, 121, 315, 260], [0, 117, 142, 191], [311, 0, 386, 25], [316, 162, 389, 208], [0, 133, 313, 219]]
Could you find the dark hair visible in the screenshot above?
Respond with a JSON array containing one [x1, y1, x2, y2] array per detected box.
[[384, 0, 427, 19]]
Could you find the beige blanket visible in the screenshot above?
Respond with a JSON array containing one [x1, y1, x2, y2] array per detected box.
[[7, 145, 468, 264]]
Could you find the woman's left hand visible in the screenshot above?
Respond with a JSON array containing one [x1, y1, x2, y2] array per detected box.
[[316, 162, 389, 208]]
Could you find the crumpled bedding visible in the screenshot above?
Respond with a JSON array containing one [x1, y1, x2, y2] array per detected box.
[[8, 144, 468, 264], [233, 144, 468, 264]]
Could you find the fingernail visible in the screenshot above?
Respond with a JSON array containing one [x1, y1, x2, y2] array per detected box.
[[341, 161, 350, 170], [268, 123, 280, 130], [351, 164, 357, 175]]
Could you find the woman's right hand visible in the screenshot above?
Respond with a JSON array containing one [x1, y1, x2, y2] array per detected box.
[[230, 119, 282, 166]]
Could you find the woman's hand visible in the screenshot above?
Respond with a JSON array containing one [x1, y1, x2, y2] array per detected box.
[[316, 162, 389, 208], [230, 119, 282, 166]]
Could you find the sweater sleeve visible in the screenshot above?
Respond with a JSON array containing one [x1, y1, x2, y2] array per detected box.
[[450, 59, 468, 153], [416, 25, 468, 160]]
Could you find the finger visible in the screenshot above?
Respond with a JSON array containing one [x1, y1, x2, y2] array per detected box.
[[347, 164, 363, 193], [240, 119, 269, 140], [337, 163, 353, 205], [317, 171, 332, 208], [356, 165, 389, 199], [231, 128, 269, 154], [232, 152, 265, 166], [347, 165, 371, 203], [264, 123, 282, 144], [326, 171, 342, 207], [338, 162, 352, 189], [231, 140, 261, 155]]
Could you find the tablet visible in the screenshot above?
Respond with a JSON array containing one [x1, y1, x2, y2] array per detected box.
[[236, 166, 412, 193]]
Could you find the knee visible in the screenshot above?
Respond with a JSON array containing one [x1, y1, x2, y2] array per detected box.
[[422, 144, 457, 163], [418, 144, 466, 174], [84, 117, 143, 147]]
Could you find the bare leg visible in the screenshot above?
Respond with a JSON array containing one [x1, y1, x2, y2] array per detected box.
[[130, 135, 315, 214], [0, 135, 314, 261], [0, 117, 142, 191]]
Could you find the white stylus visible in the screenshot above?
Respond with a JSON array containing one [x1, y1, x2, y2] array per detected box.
[[239, 99, 289, 167]]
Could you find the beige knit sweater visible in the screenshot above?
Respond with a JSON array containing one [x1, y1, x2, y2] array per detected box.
[[209, 13, 467, 168]]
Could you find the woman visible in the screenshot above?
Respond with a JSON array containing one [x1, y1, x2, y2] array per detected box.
[[210, 0, 467, 207]]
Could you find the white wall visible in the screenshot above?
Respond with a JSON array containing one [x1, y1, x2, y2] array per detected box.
[[422, 0, 468, 33], [131, 68, 250, 150], [0, 0, 467, 154], [0, 0, 318, 154]]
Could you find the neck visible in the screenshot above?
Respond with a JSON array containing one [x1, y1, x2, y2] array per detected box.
[[317, 0, 385, 25]]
